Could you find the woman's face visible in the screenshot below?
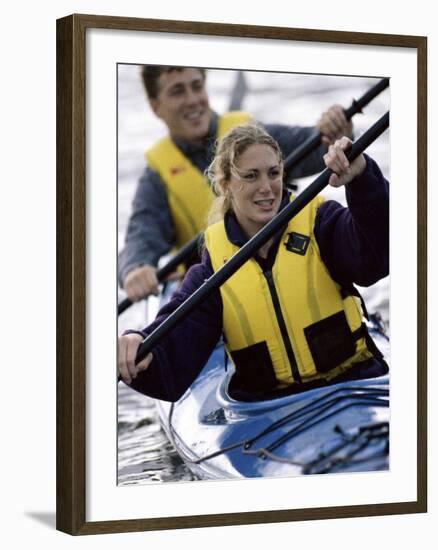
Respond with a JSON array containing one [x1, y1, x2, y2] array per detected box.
[[226, 143, 283, 238]]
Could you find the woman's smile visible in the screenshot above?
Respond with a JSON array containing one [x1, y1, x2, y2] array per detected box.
[[254, 198, 276, 210]]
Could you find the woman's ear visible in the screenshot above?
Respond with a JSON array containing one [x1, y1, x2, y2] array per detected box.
[[218, 180, 228, 197]]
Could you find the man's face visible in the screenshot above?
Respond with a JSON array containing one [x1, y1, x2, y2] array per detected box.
[[150, 68, 211, 146]]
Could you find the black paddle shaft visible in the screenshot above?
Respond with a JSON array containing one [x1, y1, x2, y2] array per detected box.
[[134, 111, 389, 365], [283, 77, 389, 183]]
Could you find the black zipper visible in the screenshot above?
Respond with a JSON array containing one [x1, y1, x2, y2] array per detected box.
[[263, 270, 302, 384]]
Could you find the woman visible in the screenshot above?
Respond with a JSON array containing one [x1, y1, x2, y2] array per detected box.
[[118, 124, 389, 402]]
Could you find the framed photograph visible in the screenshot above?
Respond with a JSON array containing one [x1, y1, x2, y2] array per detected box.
[[56, 14, 427, 535]]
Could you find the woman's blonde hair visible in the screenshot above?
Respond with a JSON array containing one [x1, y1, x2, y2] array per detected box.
[[206, 123, 283, 225]]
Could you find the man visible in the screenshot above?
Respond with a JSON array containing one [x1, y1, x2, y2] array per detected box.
[[118, 66, 352, 302]]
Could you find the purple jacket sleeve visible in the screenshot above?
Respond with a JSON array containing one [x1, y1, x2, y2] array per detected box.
[[314, 155, 389, 287], [127, 252, 223, 401]]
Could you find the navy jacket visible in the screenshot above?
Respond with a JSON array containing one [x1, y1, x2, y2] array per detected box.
[[128, 155, 389, 401]]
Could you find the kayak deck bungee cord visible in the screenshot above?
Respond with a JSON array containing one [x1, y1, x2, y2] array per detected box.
[[157, 325, 390, 479]]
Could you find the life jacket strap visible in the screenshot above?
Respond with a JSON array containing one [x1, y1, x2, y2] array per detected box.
[[341, 284, 370, 321], [352, 322, 386, 363]]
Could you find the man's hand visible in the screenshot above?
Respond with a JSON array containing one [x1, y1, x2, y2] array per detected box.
[[317, 104, 353, 146], [123, 265, 160, 302]]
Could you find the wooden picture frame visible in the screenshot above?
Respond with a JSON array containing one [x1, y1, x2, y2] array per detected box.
[[56, 13, 427, 535]]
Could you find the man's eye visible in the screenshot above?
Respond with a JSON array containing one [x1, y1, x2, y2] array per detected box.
[[269, 169, 281, 179], [192, 81, 204, 92], [169, 87, 184, 96]]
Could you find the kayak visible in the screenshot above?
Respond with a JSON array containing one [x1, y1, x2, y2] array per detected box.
[[156, 316, 390, 480]]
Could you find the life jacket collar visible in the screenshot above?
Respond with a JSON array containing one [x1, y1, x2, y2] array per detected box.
[[171, 110, 218, 156]]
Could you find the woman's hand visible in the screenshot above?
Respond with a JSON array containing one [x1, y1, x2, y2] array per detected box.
[[323, 137, 366, 188], [118, 333, 153, 384]]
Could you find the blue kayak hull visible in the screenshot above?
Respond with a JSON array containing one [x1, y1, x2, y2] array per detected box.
[[156, 329, 390, 480]]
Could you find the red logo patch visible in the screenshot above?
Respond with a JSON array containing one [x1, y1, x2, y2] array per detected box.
[[170, 165, 186, 176]]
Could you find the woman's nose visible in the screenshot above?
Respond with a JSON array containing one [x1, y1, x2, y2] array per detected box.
[[258, 174, 272, 192]]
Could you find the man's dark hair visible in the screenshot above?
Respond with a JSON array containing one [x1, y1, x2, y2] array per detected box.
[[140, 65, 206, 100]]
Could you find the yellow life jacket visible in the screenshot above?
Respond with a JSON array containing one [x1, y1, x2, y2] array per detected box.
[[204, 195, 375, 389], [145, 111, 251, 248]]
